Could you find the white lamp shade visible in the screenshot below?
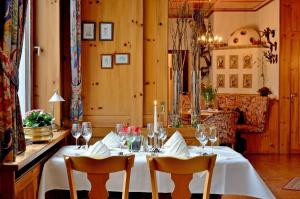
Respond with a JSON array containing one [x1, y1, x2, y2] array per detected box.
[[49, 90, 65, 102]]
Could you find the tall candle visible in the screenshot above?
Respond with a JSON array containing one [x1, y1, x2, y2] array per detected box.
[[154, 100, 157, 133]]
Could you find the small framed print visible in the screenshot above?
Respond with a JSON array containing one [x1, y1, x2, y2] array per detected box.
[[243, 54, 253, 68], [217, 55, 225, 69], [101, 54, 113, 69], [99, 22, 113, 41], [216, 74, 225, 88], [229, 55, 239, 69], [243, 74, 252, 88], [82, 22, 96, 40], [229, 74, 239, 88], [115, 53, 130, 65]]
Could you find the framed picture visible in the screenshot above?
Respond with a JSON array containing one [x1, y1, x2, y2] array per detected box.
[[115, 53, 130, 65], [82, 22, 96, 40], [243, 54, 253, 68], [216, 74, 225, 88], [101, 54, 113, 69], [99, 22, 113, 41], [217, 55, 225, 69], [243, 74, 252, 88], [229, 74, 239, 88], [229, 55, 238, 69]]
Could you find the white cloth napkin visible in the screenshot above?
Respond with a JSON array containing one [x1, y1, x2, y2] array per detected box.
[[82, 141, 110, 158], [102, 131, 121, 148], [163, 137, 190, 158], [163, 131, 185, 148]]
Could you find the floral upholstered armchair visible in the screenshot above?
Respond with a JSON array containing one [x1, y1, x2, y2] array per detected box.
[[202, 111, 239, 147]]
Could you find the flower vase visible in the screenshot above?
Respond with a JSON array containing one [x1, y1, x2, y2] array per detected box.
[[191, 70, 201, 127], [171, 68, 182, 128]]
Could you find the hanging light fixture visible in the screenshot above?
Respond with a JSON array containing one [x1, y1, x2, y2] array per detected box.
[[198, 21, 222, 48]]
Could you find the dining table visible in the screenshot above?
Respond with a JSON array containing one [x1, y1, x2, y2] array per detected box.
[[38, 145, 275, 199]]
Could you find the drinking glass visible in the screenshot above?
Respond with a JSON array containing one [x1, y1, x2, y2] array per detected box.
[[147, 123, 154, 148], [71, 123, 81, 149], [209, 125, 218, 154], [125, 127, 135, 152], [159, 128, 167, 148], [195, 124, 208, 154], [82, 126, 92, 149], [116, 124, 126, 154]]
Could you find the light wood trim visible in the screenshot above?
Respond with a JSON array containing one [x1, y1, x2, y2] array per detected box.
[[64, 155, 135, 199], [146, 154, 216, 199], [3, 130, 69, 170]]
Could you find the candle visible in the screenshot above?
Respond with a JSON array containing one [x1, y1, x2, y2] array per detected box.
[[154, 100, 157, 133]]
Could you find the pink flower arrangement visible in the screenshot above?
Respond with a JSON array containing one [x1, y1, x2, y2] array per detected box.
[[120, 125, 141, 135]]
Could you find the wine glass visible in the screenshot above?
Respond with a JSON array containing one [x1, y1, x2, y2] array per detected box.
[[82, 123, 92, 149], [159, 128, 167, 148], [71, 123, 81, 149], [209, 125, 218, 154], [116, 124, 125, 154], [147, 123, 154, 149], [195, 124, 208, 154]]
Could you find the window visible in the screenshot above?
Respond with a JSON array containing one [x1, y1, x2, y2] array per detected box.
[[18, 2, 31, 119]]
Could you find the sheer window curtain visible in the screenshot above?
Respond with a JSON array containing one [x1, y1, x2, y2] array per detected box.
[[0, 0, 28, 162]]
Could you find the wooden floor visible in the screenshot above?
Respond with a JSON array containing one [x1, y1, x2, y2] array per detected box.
[[47, 154, 300, 199], [223, 154, 300, 199]]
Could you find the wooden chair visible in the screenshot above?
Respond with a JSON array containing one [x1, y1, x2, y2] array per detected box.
[[64, 154, 135, 199], [147, 154, 217, 199]]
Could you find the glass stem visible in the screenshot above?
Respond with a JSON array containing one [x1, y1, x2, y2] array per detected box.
[[76, 138, 78, 147]]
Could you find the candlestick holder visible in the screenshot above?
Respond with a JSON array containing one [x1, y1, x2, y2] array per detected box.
[[151, 131, 161, 153]]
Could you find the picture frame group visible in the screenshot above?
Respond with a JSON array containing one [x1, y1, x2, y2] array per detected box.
[[100, 53, 130, 69], [82, 21, 114, 41]]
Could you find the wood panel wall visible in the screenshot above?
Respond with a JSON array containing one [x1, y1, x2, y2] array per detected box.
[[143, 0, 168, 126], [81, 0, 143, 128], [280, 0, 300, 153], [32, 0, 62, 124]]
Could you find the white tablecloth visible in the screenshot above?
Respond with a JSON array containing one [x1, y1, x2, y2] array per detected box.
[[38, 146, 275, 199]]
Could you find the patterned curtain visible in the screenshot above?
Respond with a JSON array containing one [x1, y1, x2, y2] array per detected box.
[[70, 0, 83, 121], [0, 0, 28, 162]]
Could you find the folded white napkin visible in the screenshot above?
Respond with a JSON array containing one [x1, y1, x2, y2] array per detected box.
[[163, 137, 189, 158], [163, 131, 185, 148], [102, 131, 121, 148], [82, 141, 110, 158]]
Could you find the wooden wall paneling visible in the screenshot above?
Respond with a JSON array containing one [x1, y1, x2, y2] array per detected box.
[[279, 0, 300, 153], [143, 0, 168, 126], [33, 0, 61, 124], [241, 99, 279, 154], [81, 0, 143, 128]]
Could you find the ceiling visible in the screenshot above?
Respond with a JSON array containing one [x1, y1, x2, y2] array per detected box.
[[169, 0, 274, 18]]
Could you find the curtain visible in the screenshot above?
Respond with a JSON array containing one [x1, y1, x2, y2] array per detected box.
[[0, 0, 28, 162], [70, 0, 83, 121]]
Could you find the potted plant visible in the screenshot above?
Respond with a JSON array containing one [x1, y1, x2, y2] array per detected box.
[[258, 86, 272, 96], [23, 109, 54, 142], [201, 84, 217, 109]]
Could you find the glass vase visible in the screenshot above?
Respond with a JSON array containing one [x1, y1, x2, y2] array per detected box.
[[191, 70, 201, 128], [171, 68, 182, 128]]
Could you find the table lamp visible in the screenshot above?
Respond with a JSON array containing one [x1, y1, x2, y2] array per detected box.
[[49, 90, 65, 130]]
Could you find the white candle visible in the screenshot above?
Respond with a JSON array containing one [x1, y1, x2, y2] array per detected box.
[[154, 100, 157, 133]]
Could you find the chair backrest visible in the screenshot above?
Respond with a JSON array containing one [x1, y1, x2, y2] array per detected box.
[[147, 154, 217, 199], [64, 154, 135, 199]]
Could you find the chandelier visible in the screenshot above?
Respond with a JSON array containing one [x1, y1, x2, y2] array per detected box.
[[198, 21, 222, 48]]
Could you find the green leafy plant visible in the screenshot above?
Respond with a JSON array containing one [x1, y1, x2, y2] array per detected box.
[[201, 84, 217, 102], [23, 110, 53, 127]]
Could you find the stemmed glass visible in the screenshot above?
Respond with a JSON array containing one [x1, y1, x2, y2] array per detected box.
[[147, 123, 154, 149], [195, 124, 208, 154], [82, 122, 92, 149], [116, 124, 126, 154], [71, 123, 81, 149], [159, 128, 167, 149], [209, 125, 218, 154]]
